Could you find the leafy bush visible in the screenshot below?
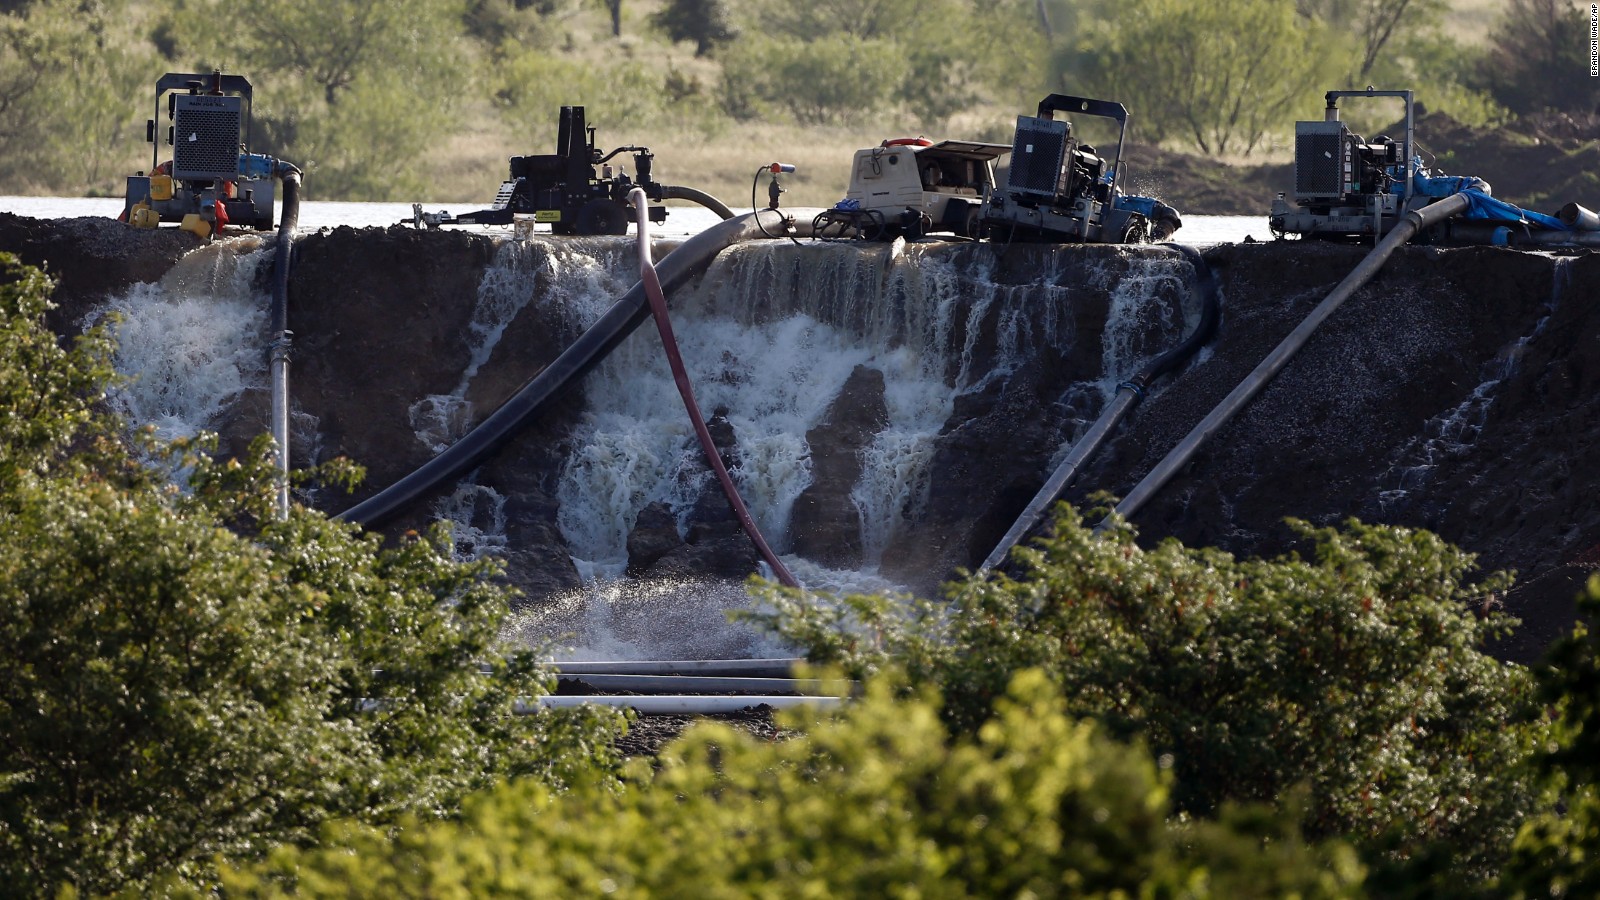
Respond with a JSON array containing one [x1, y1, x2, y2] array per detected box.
[[0, 256, 625, 895], [1504, 575, 1600, 898], [718, 33, 909, 126], [745, 505, 1545, 881], [223, 671, 1365, 897]]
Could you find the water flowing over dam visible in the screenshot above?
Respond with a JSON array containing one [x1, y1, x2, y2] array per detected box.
[[5, 212, 1599, 661]]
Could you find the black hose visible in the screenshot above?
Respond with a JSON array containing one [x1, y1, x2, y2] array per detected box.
[[271, 168, 300, 335], [338, 207, 822, 527], [660, 184, 735, 220], [1125, 243, 1219, 391]]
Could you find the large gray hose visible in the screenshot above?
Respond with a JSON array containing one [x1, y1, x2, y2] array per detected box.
[[338, 208, 821, 527], [660, 184, 736, 220], [979, 243, 1219, 571], [1105, 192, 1470, 525], [270, 165, 301, 520]]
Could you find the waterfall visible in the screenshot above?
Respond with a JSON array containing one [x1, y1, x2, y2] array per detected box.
[[88, 237, 272, 451], [418, 237, 637, 560], [554, 241, 1191, 576]]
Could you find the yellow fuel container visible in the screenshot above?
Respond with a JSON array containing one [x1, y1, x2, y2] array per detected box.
[[128, 202, 159, 229], [149, 173, 174, 201], [179, 213, 212, 240]]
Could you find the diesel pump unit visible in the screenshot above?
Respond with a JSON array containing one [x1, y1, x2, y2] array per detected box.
[[411, 105, 666, 234], [978, 94, 1181, 244], [121, 71, 287, 238]]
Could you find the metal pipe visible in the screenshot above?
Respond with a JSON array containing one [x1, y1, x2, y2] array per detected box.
[[1558, 203, 1600, 231], [555, 673, 847, 695], [338, 207, 824, 526], [660, 184, 735, 220], [554, 658, 802, 677], [530, 695, 841, 715], [1106, 192, 1470, 525], [980, 243, 1219, 571], [269, 167, 301, 520]]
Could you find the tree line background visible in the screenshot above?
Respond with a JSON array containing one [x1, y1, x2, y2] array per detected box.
[[0, 0, 1596, 204]]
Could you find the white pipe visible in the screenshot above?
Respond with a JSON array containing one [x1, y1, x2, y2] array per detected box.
[[529, 695, 842, 714], [555, 673, 848, 695], [553, 658, 803, 677]]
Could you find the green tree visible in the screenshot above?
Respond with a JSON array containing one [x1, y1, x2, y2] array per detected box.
[[746, 506, 1544, 884], [0, 256, 625, 895], [224, 671, 1366, 897], [651, 0, 738, 57], [1480, 0, 1600, 117], [169, 0, 465, 199], [0, 0, 157, 194], [1066, 0, 1336, 156]]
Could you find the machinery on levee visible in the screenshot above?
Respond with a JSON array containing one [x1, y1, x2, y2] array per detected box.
[[817, 137, 1011, 239], [978, 94, 1181, 244], [120, 71, 283, 239], [411, 105, 666, 234], [1269, 88, 1450, 241]]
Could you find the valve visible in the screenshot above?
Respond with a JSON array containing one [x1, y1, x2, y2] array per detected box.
[[765, 162, 796, 209]]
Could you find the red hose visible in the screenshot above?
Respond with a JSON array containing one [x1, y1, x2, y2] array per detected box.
[[627, 189, 800, 588]]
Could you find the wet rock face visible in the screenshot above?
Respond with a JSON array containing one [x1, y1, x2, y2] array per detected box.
[[8, 213, 1600, 661]]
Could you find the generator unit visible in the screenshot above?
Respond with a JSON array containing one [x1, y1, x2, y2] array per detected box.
[[978, 94, 1180, 244], [817, 137, 1010, 240], [1270, 88, 1435, 240], [412, 105, 665, 234], [121, 71, 279, 237]]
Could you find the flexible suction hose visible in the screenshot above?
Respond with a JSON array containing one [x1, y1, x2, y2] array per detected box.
[[338, 207, 822, 527], [628, 188, 799, 587], [1104, 191, 1470, 526], [270, 164, 302, 520], [660, 184, 735, 220], [979, 243, 1220, 571]]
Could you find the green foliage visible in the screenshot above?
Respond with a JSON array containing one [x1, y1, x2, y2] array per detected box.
[[721, 0, 1045, 129], [1480, 0, 1600, 118], [1062, 0, 1337, 156], [1503, 575, 1600, 898], [746, 506, 1544, 883], [651, 0, 737, 57], [720, 33, 910, 126], [496, 47, 675, 142], [171, 0, 465, 200], [223, 671, 1365, 897], [0, 0, 159, 194], [0, 256, 625, 895]]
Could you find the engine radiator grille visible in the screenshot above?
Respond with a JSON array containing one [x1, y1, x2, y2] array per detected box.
[[172, 95, 242, 181], [1294, 122, 1350, 199], [1009, 116, 1069, 203]]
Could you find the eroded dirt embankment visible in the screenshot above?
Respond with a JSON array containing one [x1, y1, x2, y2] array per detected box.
[[5, 213, 1598, 662]]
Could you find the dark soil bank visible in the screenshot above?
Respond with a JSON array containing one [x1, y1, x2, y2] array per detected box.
[[5, 212, 1598, 663]]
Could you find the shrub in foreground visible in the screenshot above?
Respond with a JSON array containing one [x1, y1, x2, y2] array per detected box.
[[746, 506, 1545, 883], [0, 256, 625, 895], [224, 671, 1365, 898]]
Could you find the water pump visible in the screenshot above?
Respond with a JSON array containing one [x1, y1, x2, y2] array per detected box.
[[411, 105, 666, 234], [977, 93, 1181, 244], [120, 71, 282, 239]]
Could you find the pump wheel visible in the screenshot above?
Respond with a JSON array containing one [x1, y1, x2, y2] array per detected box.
[[576, 199, 628, 236], [1120, 215, 1149, 244]]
